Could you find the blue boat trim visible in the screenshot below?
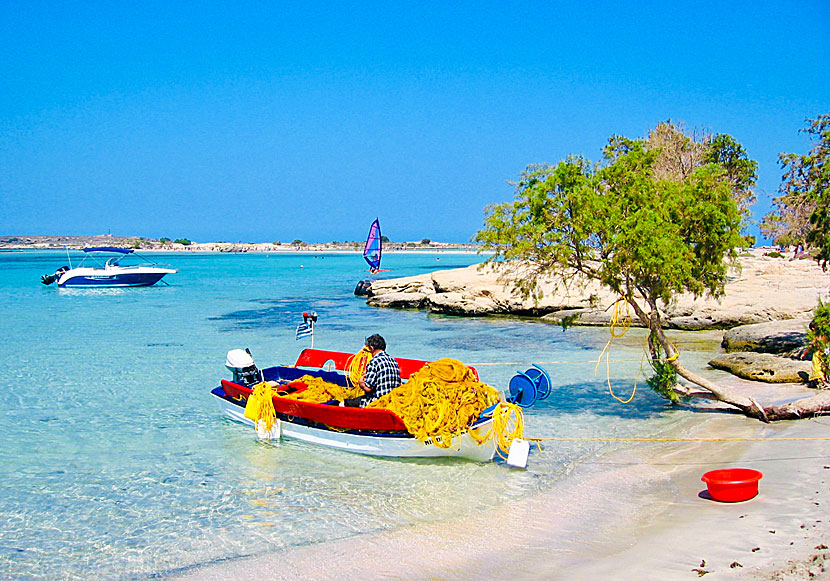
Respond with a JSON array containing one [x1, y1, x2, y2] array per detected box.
[[58, 272, 170, 287], [82, 247, 134, 254]]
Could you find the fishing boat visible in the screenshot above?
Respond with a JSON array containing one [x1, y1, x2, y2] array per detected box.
[[41, 247, 177, 288], [210, 347, 551, 462]]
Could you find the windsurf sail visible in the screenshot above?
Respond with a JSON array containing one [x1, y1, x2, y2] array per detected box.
[[363, 218, 382, 271]]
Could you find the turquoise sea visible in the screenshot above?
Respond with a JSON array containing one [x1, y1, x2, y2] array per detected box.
[[0, 250, 692, 579]]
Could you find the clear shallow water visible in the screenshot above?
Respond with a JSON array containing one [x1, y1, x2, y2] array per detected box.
[[0, 250, 686, 578]]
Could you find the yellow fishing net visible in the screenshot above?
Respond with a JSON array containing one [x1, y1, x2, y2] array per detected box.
[[244, 382, 277, 431], [283, 374, 364, 402], [368, 358, 501, 448], [248, 357, 504, 449]]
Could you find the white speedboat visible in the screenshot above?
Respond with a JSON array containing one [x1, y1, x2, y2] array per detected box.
[[41, 247, 177, 288]]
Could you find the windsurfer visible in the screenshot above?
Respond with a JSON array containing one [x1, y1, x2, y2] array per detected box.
[[343, 334, 401, 407]]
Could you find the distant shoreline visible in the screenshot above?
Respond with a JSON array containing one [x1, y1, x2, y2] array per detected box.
[[0, 235, 481, 254]]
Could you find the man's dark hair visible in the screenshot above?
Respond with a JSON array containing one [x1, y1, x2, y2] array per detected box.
[[365, 334, 386, 351]]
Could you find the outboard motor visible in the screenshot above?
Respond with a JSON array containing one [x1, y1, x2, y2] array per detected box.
[[354, 279, 372, 296], [41, 266, 69, 285], [225, 348, 262, 386]]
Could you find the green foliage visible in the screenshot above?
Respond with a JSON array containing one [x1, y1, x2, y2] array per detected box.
[[557, 313, 580, 331], [809, 300, 830, 379], [646, 342, 681, 403], [808, 300, 830, 350], [704, 133, 758, 219], [762, 113, 830, 255], [174, 238, 191, 246], [420, 239, 431, 245], [475, 128, 745, 309], [159, 237, 171, 244]]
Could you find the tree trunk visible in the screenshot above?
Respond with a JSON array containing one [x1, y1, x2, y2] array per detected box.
[[627, 296, 830, 422]]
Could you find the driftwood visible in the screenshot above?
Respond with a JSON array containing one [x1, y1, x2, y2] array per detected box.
[[628, 297, 830, 422]]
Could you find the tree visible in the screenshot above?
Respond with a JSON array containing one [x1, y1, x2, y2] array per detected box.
[[704, 133, 758, 222], [761, 114, 830, 254], [476, 126, 830, 421]]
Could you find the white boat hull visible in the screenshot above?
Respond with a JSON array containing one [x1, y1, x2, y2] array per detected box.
[[57, 266, 177, 287], [212, 392, 497, 462]]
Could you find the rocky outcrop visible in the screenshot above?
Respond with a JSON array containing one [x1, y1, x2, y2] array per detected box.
[[708, 352, 811, 383], [721, 319, 810, 356], [366, 251, 830, 329]]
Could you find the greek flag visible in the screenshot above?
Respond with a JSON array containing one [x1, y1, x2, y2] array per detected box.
[[295, 321, 313, 340]]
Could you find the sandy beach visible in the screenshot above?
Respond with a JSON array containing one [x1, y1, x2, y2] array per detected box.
[[176, 351, 830, 580]]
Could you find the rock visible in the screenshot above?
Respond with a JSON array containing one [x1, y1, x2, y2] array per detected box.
[[541, 308, 615, 327], [426, 291, 496, 315], [708, 353, 811, 383], [365, 249, 830, 330], [721, 319, 810, 355], [367, 291, 428, 309]]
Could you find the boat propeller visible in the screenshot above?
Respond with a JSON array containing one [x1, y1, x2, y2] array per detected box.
[[41, 266, 69, 286]]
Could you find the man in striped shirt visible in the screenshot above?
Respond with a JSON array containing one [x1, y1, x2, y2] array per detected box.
[[344, 334, 401, 407]]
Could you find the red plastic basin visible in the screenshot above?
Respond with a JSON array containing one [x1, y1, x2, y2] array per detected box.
[[701, 468, 763, 502]]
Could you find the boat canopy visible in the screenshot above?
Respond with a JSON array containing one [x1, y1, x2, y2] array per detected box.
[[82, 247, 134, 254]]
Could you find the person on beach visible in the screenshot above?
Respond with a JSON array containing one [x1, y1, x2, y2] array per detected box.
[[343, 334, 401, 407]]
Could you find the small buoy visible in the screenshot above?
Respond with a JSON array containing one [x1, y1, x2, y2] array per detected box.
[[506, 438, 530, 469], [702, 468, 763, 502]]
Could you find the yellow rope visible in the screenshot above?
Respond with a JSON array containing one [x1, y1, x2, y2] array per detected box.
[[594, 298, 638, 404], [470, 359, 676, 366], [345, 346, 373, 387], [491, 402, 524, 459], [525, 436, 830, 442]]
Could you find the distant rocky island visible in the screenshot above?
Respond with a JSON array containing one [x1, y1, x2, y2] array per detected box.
[[0, 234, 479, 253]]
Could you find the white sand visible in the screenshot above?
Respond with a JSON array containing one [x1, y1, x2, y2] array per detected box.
[[175, 406, 829, 580]]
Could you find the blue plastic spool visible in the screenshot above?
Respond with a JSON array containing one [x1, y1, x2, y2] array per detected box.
[[508, 364, 552, 407]]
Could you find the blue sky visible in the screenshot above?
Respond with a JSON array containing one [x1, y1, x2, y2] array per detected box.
[[1, 1, 828, 244]]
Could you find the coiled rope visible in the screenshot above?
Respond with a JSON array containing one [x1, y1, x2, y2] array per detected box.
[[345, 346, 373, 386], [490, 402, 525, 459], [594, 298, 639, 404]]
